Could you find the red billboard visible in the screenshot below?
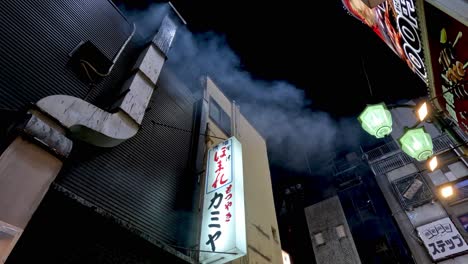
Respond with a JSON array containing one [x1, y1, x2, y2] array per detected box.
[[425, 2, 468, 132], [342, 0, 427, 83]]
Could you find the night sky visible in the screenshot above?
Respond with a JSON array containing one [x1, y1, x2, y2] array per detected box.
[[116, 0, 428, 115], [196, 1, 426, 111], [112, 0, 430, 186]]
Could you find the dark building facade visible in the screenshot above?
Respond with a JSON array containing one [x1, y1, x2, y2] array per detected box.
[[362, 104, 468, 263], [0, 1, 284, 263], [272, 167, 315, 264], [331, 151, 414, 263], [273, 145, 414, 263], [0, 0, 198, 262]]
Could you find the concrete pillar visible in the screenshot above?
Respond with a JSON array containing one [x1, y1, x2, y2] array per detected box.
[[0, 113, 72, 263]]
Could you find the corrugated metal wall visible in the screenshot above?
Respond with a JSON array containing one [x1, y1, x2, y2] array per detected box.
[[57, 66, 198, 247], [0, 0, 135, 111], [0, 0, 199, 255], [7, 188, 191, 264]]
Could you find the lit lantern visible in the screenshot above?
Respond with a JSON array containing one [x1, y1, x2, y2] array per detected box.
[[399, 127, 433, 161], [357, 103, 393, 138]]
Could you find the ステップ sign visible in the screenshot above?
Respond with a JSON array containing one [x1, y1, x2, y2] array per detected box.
[[417, 217, 468, 261]]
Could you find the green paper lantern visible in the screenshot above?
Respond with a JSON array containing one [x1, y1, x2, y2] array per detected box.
[[357, 103, 393, 138], [399, 127, 433, 161]]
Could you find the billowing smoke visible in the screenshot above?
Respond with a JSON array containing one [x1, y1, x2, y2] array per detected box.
[[119, 3, 170, 43], [120, 3, 369, 175]]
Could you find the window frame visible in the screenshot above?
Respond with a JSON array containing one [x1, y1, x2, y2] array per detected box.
[[313, 232, 325, 246], [209, 98, 231, 136]]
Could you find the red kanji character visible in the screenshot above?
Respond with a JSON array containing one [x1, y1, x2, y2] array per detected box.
[[211, 173, 227, 189], [225, 201, 232, 210], [215, 160, 224, 173], [226, 212, 232, 222], [214, 147, 227, 162], [225, 193, 232, 200]]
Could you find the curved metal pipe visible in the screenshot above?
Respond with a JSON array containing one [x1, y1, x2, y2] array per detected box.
[[112, 22, 136, 65]]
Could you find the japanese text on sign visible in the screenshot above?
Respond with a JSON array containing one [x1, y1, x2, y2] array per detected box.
[[199, 137, 246, 264], [417, 217, 468, 260]]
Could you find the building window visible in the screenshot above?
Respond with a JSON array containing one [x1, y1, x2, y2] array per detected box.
[[314, 232, 325, 246], [209, 98, 231, 135], [458, 213, 468, 232], [335, 225, 346, 238]]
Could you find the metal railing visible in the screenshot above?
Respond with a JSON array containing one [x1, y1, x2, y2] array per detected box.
[[433, 133, 455, 153], [365, 140, 400, 163], [332, 161, 359, 176], [449, 119, 468, 143], [368, 134, 455, 175], [371, 152, 413, 175]]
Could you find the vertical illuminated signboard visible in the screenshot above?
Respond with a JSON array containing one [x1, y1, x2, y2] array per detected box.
[[199, 137, 246, 264], [342, 0, 427, 83], [424, 2, 468, 133]]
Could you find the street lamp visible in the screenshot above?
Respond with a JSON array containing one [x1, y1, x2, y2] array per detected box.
[[398, 127, 434, 161], [358, 102, 434, 161], [357, 102, 393, 138], [425, 141, 468, 172]]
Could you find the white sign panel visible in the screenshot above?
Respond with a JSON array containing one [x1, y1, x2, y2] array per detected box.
[[199, 137, 246, 264], [282, 250, 291, 264], [417, 217, 468, 261]]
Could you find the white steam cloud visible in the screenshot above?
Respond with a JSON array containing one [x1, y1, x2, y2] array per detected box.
[[120, 3, 369, 175]]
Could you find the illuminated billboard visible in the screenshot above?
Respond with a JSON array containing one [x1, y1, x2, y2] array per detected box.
[[424, 2, 468, 132], [342, 0, 427, 83], [199, 137, 246, 264]]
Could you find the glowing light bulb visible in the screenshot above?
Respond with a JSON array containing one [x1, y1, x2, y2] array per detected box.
[[440, 186, 454, 198], [428, 156, 438, 171], [417, 102, 428, 121]]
